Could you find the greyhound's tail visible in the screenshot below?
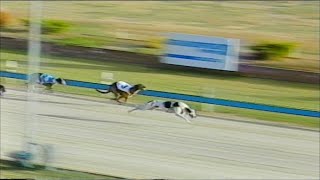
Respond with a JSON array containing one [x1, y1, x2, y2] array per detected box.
[[96, 89, 110, 94]]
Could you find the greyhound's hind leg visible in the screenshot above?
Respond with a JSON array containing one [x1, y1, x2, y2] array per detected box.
[[128, 102, 153, 113]]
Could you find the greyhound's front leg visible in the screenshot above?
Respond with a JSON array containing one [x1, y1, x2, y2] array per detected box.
[[180, 113, 191, 123], [174, 107, 191, 123], [182, 109, 192, 123], [116, 95, 126, 104]]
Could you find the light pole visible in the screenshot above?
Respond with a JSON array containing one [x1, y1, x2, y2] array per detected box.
[[23, 0, 42, 162]]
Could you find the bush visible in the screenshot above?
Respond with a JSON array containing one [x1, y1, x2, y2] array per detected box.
[[250, 42, 296, 60], [21, 19, 29, 26], [0, 11, 15, 27], [23, 19, 71, 34], [56, 35, 114, 48], [42, 20, 71, 34]]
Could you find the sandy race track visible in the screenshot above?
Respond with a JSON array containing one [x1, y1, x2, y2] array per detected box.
[[1, 89, 319, 179]]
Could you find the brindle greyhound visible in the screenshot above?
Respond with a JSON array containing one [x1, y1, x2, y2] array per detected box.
[[96, 81, 146, 103]]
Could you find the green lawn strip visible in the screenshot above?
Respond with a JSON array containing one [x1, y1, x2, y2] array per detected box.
[[0, 160, 122, 180], [1, 49, 319, 111], [212, 106, 319, 129], [1, 77, 319, 129], [2, 1, 318, 41], [170, 100, 319, 129]]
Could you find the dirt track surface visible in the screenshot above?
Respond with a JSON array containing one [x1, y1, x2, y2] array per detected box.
[[1, 89, 319, 179]]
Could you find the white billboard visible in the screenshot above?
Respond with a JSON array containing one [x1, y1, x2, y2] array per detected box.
[[161, 33, 240, 71]]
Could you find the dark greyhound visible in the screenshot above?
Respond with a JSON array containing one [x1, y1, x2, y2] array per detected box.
[[96, 81, 145, 103]]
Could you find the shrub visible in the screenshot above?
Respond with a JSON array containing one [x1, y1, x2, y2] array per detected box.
[[42, 20, 71, 34], [23, 19, 71, 34], [21, 19, 29, 26], [250, 42, 296, 60], [56, 36, 112, 47], [0, 11, 15, 27]]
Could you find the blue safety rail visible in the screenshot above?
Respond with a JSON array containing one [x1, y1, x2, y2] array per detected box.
[[1, 71, 28, 80], [1, 71, 319, 118]]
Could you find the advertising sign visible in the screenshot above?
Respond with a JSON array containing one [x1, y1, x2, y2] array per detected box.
[[161, 33, 240, 71]]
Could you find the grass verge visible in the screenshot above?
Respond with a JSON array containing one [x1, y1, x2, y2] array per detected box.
[[0, 49, 319, 129]]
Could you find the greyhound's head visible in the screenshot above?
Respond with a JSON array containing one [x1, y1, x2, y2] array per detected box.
[[56, 78, 67, 85], [185, 108, 197, 118], [136, 84, 146, 90], [130, 84, 146, 94]]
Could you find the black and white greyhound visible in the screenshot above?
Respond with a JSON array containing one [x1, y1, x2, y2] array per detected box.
[[129, 100, 197, 123]]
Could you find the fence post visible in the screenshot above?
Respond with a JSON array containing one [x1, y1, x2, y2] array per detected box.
[[100, 72, 114, 85], [200, 87, 215, 112]]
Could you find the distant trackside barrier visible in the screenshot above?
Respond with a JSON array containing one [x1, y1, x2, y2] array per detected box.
[[1, 71, 319, 118]]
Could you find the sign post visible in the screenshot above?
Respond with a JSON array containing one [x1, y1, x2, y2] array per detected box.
[[22, 0, 43, 168]]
